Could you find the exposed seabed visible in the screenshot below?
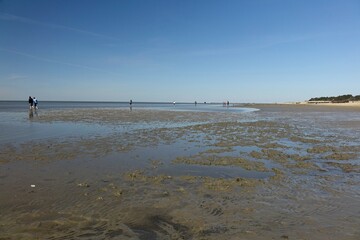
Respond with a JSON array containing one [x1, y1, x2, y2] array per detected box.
[[0, 105, 359, 239]]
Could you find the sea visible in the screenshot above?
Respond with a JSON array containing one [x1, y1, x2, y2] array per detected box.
[[0, 100, 254, 113], [0, 100, 257, 145]]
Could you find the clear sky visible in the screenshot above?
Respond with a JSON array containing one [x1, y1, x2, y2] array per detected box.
[[1, 0, 359, 102]]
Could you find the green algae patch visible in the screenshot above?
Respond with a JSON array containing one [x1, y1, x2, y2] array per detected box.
[[286, 161, 320, 171], [250, 149, 310, 164], [176, 176, 263, 191], [202, 177, 262, 191], [262, 149, 292, 163], [290, 136, 320, 144], [307, 145, 360, 157], [124, 170, 173, 184], [326, 162, 360, 173], [202, 147, 234, 154], [260, 142, 289, 149], [307, 145, 337, 154], [323, 152, 358, 160], [0, 134, 135, 164], [173, 155, 268, 172], [269, 168, 285, 181]]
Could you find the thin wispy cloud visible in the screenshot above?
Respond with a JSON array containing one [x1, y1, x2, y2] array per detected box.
[[0, 12, 120, 41], [0, 48, 121, 76]]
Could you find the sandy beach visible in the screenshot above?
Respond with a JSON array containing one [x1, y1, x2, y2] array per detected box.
[[310, 101, 360, 107], [0, 104, 359, 239], [280, 101, 360, 108]]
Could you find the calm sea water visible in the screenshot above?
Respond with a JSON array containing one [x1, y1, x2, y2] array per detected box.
[[0, 101, 257, 145], [0, 101, 255, 113]]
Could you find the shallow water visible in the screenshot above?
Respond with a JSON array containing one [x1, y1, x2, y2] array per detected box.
[[0, 100, 257, 112], [0, 101, 257, 145], [0, 104, 359, 239]]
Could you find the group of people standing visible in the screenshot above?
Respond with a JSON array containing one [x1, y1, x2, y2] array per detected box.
[[222, 101, 230, 107], [28, 96, 38, 109]]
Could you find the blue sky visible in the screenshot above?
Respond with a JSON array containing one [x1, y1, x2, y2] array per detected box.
[[1, 0, 359, 102]]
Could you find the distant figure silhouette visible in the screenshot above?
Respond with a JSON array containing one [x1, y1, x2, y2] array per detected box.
[[195, 101, 197, 106], [129, 99, 133, 105], [33, 97, 38, 109], [28, 96, 33, 109]]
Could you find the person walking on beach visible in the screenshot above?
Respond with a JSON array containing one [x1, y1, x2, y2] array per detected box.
[[33, 97, 38, 109], [28, 96, 33, 109]]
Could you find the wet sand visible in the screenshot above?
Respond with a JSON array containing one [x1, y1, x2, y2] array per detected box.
[[0, 105, 359, 239]]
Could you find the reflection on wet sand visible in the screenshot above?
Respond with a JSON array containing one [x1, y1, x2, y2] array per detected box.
[[28, 108, 38, 119], [0, 105, 360, 239]]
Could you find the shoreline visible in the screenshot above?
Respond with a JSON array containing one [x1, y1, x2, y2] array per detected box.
[[236, 101, 360, 112]]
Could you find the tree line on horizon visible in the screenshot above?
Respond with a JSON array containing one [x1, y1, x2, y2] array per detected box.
[[309, 94, 360, 103]]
